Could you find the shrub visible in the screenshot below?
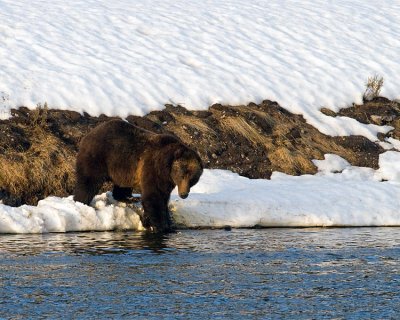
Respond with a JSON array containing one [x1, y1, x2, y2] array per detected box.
[[363, 74, 384, 101]]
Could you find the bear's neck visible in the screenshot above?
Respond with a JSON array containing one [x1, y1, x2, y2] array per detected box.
[[148, 143, 177, 191]]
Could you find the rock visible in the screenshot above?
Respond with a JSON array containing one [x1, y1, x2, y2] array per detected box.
[[320, 108, 337, 117]]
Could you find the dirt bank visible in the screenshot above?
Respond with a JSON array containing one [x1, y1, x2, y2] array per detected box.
[[1, 98, 398, 206]]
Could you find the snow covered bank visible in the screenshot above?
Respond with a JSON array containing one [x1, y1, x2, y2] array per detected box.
[[1, 153, 400, 234], [1, 0, 399, 138], [172, 154, 400, 228], [0, 194, 144, 234]]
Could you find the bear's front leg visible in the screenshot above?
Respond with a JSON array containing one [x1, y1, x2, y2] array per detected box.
[[141, 192, 174, 233]]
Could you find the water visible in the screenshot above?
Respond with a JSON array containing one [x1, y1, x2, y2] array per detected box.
[[1, 228, 400, 319]]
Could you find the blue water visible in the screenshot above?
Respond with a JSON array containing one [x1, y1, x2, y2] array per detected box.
[[1, 228, 400, 319]]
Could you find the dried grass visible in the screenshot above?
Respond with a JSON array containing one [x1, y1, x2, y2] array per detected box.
[[268, 147, 316, 174], [363, 74, 384, 101], [219, 116, 269, 146], [173, 114, 215, 135], [232, 105, 276, 127], [0, 108, 76, 205]]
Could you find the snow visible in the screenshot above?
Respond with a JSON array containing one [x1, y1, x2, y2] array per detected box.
[[1, 154, 400, 233], [0, 194, 144, 234], [1, 0, 400, 138], [1, 1, 400, 233], [171, 154, 400, 228]]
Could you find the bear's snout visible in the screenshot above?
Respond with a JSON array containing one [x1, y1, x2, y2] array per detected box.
[[177, 181, 190, 199], [179, 192, 189, 199]]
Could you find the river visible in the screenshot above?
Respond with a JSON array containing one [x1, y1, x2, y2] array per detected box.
[[1, 228, 399, 319]]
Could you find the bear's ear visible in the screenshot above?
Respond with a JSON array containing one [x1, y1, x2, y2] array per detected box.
[[174, 148, 184, 159]]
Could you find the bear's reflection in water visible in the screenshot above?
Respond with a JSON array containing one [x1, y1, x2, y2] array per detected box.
[[0, 231, 171, 256], [4, 228, 400, 257]]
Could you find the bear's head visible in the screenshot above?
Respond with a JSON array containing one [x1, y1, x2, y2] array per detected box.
[[171, 148, 203, 199]]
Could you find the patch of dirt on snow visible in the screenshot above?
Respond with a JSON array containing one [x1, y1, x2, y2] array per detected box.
[[1, 99, 394, 206], [334, 97, 400, 140]]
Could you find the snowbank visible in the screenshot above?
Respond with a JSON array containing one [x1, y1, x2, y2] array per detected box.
[[1, 153, 400, 233], [0, 194, 144, 234], [172, 155, 400, 228], [1, 0, 399, 138]]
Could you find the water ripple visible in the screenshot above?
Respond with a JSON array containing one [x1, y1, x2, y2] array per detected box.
[[1, 228, 400, 318]]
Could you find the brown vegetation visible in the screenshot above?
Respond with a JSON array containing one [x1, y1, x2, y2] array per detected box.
[[0, 106, 76, 205]]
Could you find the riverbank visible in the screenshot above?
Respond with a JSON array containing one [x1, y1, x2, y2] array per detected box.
[[1, 97, 399, 206]]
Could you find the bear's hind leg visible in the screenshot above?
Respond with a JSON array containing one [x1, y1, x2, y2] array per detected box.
[[74, 176, 103, 205], [112, 185, 133, 201]]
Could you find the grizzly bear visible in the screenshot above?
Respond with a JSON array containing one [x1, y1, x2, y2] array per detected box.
[[73, 119, 203, 232]]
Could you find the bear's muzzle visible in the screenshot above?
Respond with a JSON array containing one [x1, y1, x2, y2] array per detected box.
[[179, 192, 189, 199]]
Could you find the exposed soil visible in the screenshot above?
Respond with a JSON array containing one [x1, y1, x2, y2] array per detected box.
[[1, 98, 398, 206], [325, 97, 400, 140]]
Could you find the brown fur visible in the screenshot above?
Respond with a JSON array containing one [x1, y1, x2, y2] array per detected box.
[[73, 119, 203, 232]]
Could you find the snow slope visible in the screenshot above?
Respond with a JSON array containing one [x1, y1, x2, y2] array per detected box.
[[1, 154, 400, 233], [1, 0, 399, 138]]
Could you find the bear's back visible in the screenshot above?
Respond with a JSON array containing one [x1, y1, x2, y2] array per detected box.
[[78, 120, 148, 168], [81, 119, 147, 148]]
